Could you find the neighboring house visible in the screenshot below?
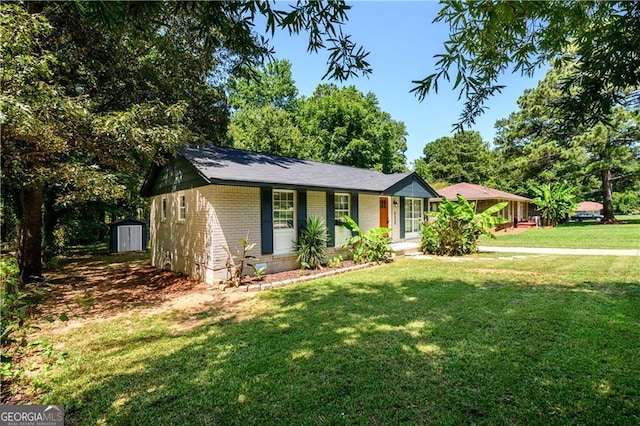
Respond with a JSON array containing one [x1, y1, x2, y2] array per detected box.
[[430, 182, 532, 227], [140, 145, 438, 283], [576, 201, 603, 214]]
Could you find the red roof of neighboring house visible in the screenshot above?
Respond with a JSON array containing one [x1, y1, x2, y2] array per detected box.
[[576, 201, 603, 212], [434, 182, 530, 202]]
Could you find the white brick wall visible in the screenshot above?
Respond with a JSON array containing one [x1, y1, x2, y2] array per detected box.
[[307, 191, 326, 223], [358, 194, 379, 233], [150, 186, 402, 284], [150, 185, 261, 283]]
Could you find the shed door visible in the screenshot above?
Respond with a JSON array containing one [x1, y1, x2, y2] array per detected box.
[[118, 225, 142, 252]]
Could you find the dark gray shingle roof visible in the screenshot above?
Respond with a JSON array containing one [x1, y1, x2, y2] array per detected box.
[[181, 145, 424, 194]]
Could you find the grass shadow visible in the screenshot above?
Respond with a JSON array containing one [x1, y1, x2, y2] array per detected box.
[[44, 271, 640, 425]]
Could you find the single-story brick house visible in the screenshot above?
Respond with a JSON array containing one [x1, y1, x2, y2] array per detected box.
[[140, 145, 438, 283], [430, 182, 532, 227]]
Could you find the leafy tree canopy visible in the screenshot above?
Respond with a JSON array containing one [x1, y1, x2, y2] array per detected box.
[[229, 61, 408, 173], [413, 131, 496, 186], [494, 58, 640, 221], [413, 1, 640, 130], [298, 84, 408, 173], [1, 1, 371, 285]]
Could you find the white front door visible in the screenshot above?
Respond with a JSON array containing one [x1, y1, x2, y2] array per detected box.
[[118, 225, 142, 252], [273, 190, 296, 255]]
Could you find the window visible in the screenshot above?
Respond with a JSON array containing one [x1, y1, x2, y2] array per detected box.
[[334, 193, 351, 246], [334, 193, 350, 226], [273, 190, 295, 229], [179, 195, 186, 221], [273, 190, 296, 254], [405, 198, 423, 235], [161, 197, 167, 221]]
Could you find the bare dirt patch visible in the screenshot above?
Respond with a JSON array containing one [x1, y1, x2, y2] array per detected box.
[[35, 255, 358, 329]]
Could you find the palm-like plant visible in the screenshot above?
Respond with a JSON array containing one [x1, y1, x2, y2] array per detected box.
[[295, 216, 328, 269], [530, 183, 576, 226], [421, 195, 508, 256]]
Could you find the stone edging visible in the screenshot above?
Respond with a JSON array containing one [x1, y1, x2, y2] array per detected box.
[[220, 262, 377, 292]]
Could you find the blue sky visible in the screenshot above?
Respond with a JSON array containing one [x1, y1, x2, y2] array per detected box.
[[265, 1, 548, 166]]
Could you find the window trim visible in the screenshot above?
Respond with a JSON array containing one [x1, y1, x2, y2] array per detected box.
[[334, 193, 351, 247], [334, 193, 351, 225], [272, 189, 297, 255], [178, 194, 186, 222], [161, 197, 167, 222], [404, 197, 423, 236]]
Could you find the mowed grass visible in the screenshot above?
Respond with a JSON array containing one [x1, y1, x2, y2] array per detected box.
[[480, 219, 640, 249], [34, 255, 640, 425]]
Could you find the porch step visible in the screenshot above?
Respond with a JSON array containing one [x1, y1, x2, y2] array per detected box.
[[390, 240, 421, 256], [516, 222, 537, 229]]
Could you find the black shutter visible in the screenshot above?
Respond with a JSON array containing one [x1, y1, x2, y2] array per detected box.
[[350, 193, 359, 223], [261, 188, 273, 255], [350, 193, 359, 235], [326, 192, 335, 247], [297, 190, 307, 237], [399, 196, 405, 239]]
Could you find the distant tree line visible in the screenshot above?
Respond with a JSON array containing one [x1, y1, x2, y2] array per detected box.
[[413, 57, 640, 220]]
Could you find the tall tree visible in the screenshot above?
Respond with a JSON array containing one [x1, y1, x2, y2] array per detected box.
[[297, 84, 408, 173], [413, 131, 497, 185], [229, 59, 300, 112], [1, 1, 370, 286], [413, 1, 640, 130], [228, 59, 311, 158], [229, 64, 408, 173], [495, 60, 640, 221]]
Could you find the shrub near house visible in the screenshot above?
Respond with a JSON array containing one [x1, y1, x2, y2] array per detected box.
[[421, 195, 507, 256]]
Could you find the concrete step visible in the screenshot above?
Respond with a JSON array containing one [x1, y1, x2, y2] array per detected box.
[[390, 240, 421, 256]]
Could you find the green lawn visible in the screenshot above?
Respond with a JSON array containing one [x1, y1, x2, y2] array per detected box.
[[480, 219, 640, 249], [26, 255, 640, 425]]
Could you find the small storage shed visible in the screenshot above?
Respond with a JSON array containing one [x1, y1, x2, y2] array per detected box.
[[109, 218, 148, 253]]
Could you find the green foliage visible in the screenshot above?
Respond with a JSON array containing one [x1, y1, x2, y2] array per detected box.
[[613, 191, 640, 215], [415, 131, 497, 185], [229, 59, 300, 112], [414, 1, 640, 130], [253, 266, 267, 281], [342, 216, 392, 264], [530, 183, 577, 227], [0, 257, 64, 350], [222, 234, 259, 288], [297, 84, 408, 173], [2, 1, 369, 287], [420, 195, 508, 256], [493, 58, 640, 221], [327, 255, 344, 268], [295, 217, 328, 270], [229, 71, 409, 173]]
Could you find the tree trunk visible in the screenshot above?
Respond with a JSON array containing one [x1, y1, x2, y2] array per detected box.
[[18, 184, 44, 284], [43, 188, 59, 261], [601, 168, 615, 222]]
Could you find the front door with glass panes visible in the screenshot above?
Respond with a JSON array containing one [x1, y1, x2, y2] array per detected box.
[[404, 197, 423, 239], [273, 190, 296, 254]]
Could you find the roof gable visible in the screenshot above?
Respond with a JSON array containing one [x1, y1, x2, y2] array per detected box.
[[383, 174, 439, 198]]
